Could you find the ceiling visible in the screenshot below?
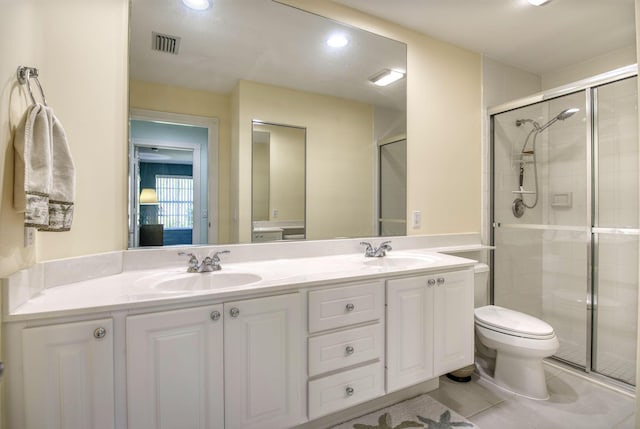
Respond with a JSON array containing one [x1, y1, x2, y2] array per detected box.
[[333, 0, 636, 75]]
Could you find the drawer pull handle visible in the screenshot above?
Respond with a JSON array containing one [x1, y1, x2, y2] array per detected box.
[[437, 277, 445, 285], [345, 345, 355, 355], [345, 303, 355, 312], [93, 327, 106, 339], [345, 386, 355, 396], [427, 279, 436, 287], [210, 310, 221, 321], [229, 307, 240, 318]]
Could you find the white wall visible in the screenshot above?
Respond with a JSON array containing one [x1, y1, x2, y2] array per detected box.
[[542, 45, 637, 90]]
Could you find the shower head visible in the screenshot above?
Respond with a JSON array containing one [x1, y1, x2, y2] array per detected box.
[[537, 107, 579, 132], [556, 107, 579, 120]]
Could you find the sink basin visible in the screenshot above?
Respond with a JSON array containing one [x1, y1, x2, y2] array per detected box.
[[359, 253, 439, 268], [152, 272, 262, 291]]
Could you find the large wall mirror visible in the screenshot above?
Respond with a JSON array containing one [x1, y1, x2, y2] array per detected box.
[[128, 0, 407, 247]]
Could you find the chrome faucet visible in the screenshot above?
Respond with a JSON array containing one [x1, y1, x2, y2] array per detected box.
[[179, 250, 231, 272], [360, 241, 392, 257]]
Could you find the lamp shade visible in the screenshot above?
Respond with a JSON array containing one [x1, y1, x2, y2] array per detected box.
[[139, 188, 159, 205]]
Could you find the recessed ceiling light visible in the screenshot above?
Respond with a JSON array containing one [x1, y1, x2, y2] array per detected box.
[[182, 0, 210, 11], [327, 35, 348, 48], [369, 69, 405, 87], [528, 0, 551, 5]]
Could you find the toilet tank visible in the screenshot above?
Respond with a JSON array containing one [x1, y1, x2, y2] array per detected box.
[[474, 263, 490, 308]]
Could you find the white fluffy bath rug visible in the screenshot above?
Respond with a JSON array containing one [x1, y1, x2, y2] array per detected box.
[[330, 394, 479, 429]]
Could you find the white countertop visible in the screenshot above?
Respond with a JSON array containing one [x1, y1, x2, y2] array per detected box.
[[7, 250, 476, 321]]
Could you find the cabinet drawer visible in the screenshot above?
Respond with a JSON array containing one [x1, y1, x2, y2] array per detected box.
[[308, 361, 384, 419], [308, 323, 383, 376], [308, 281, 384, 333]]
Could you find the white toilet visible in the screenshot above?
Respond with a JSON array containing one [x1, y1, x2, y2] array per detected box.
[[473, 264, 559, 400]]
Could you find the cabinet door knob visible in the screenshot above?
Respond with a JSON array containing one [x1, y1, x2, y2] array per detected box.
[[345, 386, 355, 396], [93, 327, 107, 339], [210, 310, 221, 321], [437, 277, 445, 285], [345, 303, 355, 312], [427, 279, 436, 287], [345, 345, 355, 355], [229, 307, 240, 318]]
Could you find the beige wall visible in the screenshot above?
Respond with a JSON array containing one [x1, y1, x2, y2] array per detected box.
[[129, 80, 233, 243], [235, 80, 375, 241], [0, 1, 128, 426], [542, 45, 637, 90], [635, 1, 640, 425], [280, 0, 482, 236], [0, 0, 128, 277]]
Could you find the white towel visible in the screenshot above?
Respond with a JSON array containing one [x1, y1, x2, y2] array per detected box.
[[14, 103, 75, 231]]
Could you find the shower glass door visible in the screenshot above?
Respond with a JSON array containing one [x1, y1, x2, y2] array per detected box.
[[492, 91, 590, 368], [593, 76, 638, 384], [491, 70, 638, 385]]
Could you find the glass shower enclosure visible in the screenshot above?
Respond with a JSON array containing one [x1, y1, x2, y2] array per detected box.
[[490, 66, 638, 385]]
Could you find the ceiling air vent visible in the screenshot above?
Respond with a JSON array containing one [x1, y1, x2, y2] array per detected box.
[[152, 32, 181, 55]]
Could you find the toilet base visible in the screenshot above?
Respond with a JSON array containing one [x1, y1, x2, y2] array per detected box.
[[476, 353, 549, 401]]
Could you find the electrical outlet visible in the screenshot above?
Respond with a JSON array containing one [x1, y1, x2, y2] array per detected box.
[[272, 209, 278, 218], [24, 227, 35, 247], [412, 210, 421, 229]]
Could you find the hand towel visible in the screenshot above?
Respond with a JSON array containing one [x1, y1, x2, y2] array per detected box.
[[14, 103, 75, 231], [13, 103, 53, 228], [44, 106, 75, 231]]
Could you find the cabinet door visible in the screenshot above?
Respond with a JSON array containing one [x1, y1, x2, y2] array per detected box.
[[386, 276, 434, 392], [126, 305, 224, 429], [224, 293, 304, 429], [22, 318, 114, 429], [433, 269, 474, 375]]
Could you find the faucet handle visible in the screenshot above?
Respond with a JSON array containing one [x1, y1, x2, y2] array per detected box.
[[379, 240, 392, 250], [178, 252, 199, 272], [360, 241, 375, 257], [211, 250, 230, 262]]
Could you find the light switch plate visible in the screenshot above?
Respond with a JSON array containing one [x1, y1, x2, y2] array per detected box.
[[412, 210, 421, 229]]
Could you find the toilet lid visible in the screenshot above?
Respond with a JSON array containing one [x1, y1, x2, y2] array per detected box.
[[475, 305, 554, 338]]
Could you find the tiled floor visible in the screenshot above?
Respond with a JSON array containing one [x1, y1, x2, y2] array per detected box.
[[427, 364, 636, 429]]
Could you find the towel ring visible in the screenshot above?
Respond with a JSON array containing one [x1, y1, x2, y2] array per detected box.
[[16, 66, 48, 106]]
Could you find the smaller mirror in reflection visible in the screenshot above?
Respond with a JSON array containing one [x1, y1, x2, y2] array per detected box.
[[252, 121, 306, 243]]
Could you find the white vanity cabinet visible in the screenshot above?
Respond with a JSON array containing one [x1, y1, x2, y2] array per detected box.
[[307, 281, 386, 419], [224, 293, 305, 429], [386, 269, 474, 392], [126, 305, 224, 429], [126, 293, 304, 429], [21, 318, 115, 429]]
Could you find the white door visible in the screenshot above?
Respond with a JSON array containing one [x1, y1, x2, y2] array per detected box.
[[386, 276, 434, 392], [126, 305, 224, 429], [433, 269, 474, 375], [22, 319, 115, 429], [224, 293, 304, 429]]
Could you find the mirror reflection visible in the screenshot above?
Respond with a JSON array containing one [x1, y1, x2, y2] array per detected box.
[[128, 0, 407, 247], [252, 122, 306, 242]]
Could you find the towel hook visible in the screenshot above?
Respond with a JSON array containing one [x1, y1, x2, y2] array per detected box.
[[16, 66, 48, 106]]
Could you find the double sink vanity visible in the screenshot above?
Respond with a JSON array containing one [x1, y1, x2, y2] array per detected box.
[[2, 235, 484, 429]]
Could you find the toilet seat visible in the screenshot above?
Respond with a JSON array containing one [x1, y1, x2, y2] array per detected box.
[[475, 305, 555, 340]]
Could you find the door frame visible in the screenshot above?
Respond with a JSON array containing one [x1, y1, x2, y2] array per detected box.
[[129, 109, 219, 246]]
